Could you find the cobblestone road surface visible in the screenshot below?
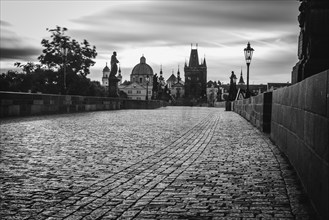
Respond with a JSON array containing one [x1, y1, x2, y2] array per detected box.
[[0, 107, 315, 219]]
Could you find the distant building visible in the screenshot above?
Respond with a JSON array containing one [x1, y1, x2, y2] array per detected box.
[[184, 44, 207, 101], [130, 55, 154, 86], [119, 55, 153, 100], [117, 67, 123, 85], [170, 68, 185, 99], [218, 71, 269, 100], [119, 82, 151, 100], [206, 81, 218, 106], [102, 63, 123, 88], [166, 72, 177, 89], [102, 63, 110, 88]]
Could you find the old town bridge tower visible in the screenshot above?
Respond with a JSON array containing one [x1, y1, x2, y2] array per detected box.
[[184, 44, 207, 101]]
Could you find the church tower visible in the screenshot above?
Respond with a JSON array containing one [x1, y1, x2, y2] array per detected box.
[[117, 66, 122, 85], [184, 44, 207, 101], [238, 68, 245, 85], [102, 63, 110, 87]]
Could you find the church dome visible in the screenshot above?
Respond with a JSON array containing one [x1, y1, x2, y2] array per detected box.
[[131, 55, 154, 76], [103, 63, 110, 72]]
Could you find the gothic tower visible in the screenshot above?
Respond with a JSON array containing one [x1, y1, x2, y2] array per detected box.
[[184, 44, 207, 101]]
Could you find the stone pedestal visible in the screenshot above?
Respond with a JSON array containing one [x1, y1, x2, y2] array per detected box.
[[292, 0, 329, 84], [108, 76, 120, 97]]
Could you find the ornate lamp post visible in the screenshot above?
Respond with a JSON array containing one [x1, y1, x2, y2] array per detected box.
[[145, 74, 150, 100], [244, 42, 254, 98], [61, 39, 68, 94]]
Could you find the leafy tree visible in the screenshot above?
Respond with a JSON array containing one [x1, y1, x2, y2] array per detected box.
[[5, 26, 100, 96], [38, 26, 97, 77]]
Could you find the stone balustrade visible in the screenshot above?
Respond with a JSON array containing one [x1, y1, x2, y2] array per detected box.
[[0, 92, 165, 118]]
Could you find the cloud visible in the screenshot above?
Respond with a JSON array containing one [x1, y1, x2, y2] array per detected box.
[[0, 21, 41, 60], [0, 20, 11, 27], [0, 47, 41, 60], [1, 1, 301, 84]]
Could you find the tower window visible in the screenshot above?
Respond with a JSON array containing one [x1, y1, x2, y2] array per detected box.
[[140, 77, 143, 83]]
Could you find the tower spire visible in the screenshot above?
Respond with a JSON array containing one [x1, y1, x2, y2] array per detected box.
[[177, 64, 181, 83], [238, 67, 245, 85], [203, 54, 207, 67]]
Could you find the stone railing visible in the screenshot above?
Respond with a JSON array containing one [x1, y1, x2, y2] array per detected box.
[[233, 70, 329, 220], [0, 92, 165, 118], [233, 92, 272, 133]]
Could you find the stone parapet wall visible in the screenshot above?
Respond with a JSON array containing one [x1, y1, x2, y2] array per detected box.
[[271, 70, 328, 220], [233, 70, 328, 220], [233, 91, 272, 133], [0, 92, 164, 118]]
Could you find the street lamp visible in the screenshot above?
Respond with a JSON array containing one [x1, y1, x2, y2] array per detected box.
[[61, 40, 68, 94], [145, 74, 150, 100], [244, 42, 254, 98]]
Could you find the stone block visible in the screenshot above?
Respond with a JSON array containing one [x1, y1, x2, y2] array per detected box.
[[305, 71, 327, 116], [276, 87, 284, 105], [271, 103, 277, 123], [1, 99, 13, 105], [270, 121, 278, 143], [96, 104, 103, 110], [8, 105, 20, 116], [33, 100, 43, 105], [277, 104, 284, 125], [290, 84, 299, 108], [290, 107, 298, 133], [103, 101, 111, 105], [20, 104, 31, 116], [281, 87, 288, 106], [31, 105, 42, 115], [304, 111, 315, 150], [298, 79, 306, 110], [276, 125, 287, 152], [296, 109, 305, 140], [313, 115, 329, 163], [295, 142, 312, 191], [286, 131, 300, 168], [307, 150, 329, 220], [282, 105, 290, 129], [327, 70, 329, 118]]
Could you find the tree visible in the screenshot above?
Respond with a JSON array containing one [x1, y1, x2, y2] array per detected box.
[[38, 26, 97, 77], [8, 26, 99, 95]]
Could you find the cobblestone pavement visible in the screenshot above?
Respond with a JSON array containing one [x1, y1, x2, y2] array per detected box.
[[0, 107, 315, 219]]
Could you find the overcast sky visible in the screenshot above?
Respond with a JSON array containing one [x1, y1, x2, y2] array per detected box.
[[1, 0, 300, 84]]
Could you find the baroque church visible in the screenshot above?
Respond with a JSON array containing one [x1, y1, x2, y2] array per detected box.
[[119, 55, 153, 100]]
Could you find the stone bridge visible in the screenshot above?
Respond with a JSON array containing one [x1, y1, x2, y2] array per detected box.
[[0, 107, 316, 219]]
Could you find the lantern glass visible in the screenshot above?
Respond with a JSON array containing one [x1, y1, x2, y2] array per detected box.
[[244, 42, 254, 64]]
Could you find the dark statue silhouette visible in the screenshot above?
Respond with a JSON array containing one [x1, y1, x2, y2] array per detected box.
[[108, 51, 120, 97], [110, 51, 119, 77]]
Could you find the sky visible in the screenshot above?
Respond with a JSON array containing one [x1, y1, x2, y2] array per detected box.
[[0, 0, 300, 84]]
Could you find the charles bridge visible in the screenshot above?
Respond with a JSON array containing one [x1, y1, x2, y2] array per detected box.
[[0, 105, 317, 220], [1, 69, 328, 220]]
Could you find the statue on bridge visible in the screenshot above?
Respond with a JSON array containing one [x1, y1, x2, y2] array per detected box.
[[110, 51, 119, 77], [108, 51, 120, 97]]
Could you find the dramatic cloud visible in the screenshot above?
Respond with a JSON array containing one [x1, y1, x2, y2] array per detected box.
[[0, 20, 41, 60], [1, 0, 301, 83]]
